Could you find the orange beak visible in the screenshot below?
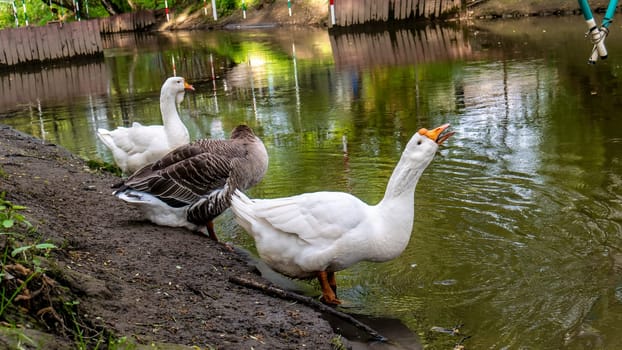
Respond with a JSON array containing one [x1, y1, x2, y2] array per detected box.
[[184, 81, 195, 91], [418, 123, 454, 145]]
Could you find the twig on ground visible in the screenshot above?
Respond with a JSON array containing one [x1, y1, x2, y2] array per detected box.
[[228, 274, 387, 342]]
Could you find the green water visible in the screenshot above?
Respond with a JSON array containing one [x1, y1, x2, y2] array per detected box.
[[1, 16, 622, 349]]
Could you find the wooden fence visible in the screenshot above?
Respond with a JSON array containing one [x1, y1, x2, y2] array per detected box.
[[0, 10, 157, 69], [98, 10, 156, 34], [330, 25, 472, 69], [0, 20, 103, 68], [329, 0, 463, 27]]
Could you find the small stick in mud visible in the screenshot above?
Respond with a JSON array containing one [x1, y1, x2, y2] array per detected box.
[[228, 275, 387, 342]]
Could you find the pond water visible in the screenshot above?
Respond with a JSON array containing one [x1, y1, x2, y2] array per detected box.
[[2, 16, 622, 349]]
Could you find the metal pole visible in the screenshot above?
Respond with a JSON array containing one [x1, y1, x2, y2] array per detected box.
[[74, 0, 80, 21], [21, 0, 28, 25], [602, 0, 618, 28], [578, 0, 607, 63], [12, 0, 19, 27]]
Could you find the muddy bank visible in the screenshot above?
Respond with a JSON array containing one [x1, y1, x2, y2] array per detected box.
[[0, 125, 346, 349]]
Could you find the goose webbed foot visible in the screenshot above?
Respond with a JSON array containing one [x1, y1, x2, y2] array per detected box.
[[202, 221, 235, 252], [328, 271, 337, 294], [318, 271, 341, 305], [206, 221, 219, 241]]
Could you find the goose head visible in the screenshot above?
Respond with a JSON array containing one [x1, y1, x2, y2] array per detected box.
[[159, 76, 195, 106], [402, 123, 454, 165]]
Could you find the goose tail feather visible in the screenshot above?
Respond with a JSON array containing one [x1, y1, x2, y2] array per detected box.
[[231, 189, 257, 235], [115, 189, 159, 205], [96, 129, 115, 149]]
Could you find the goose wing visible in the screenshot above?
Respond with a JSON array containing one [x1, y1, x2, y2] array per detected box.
[[153, 138, 248, 170], [241, 191, 370, 246], [123, 139, 250, 206], [125, 152, 236, 205], [104, 125, 165, 156]]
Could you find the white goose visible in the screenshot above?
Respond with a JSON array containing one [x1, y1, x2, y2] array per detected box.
[[231, 124, 453, 305], [113, 125, 269, 241], [97, 76, 195, 174]]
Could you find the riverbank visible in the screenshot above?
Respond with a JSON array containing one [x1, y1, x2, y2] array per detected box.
[[467, 0, 612, 19], [155, 0, 614, 31], [0, 125, 345, 349]]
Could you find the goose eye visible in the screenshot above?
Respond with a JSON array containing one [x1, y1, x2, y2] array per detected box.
[[417, 140, 422, 145]]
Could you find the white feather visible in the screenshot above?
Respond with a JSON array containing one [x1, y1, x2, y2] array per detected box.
[[116, 190, 200, 231]]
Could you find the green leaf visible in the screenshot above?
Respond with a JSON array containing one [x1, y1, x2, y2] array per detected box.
[[2, 219, 14, 228], [35, 243, 56, 250], [11, 245, 32, 257]]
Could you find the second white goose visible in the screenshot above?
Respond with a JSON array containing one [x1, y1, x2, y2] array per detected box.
[[97, 76, 194, 174]]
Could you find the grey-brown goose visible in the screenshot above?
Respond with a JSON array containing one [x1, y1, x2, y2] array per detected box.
[[113, 125, 269, 241]]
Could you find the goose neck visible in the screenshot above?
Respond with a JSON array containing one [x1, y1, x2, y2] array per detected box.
[[160, 95, 181, 125], [381, 155, 429, 204]]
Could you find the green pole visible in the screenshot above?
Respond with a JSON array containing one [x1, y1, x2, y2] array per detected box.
[[21, 0, 28, 26], [12, 0, 19, 27]]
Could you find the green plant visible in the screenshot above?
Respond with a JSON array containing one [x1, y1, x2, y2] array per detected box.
[[0, 194, 124, 349], [0, 193, 32, 238], [108, 336, 139, 350], [86, 159, 123, 177], [330, 335, 348, 350], [0, 193, 57, 319], [63, 300, 89, 349], [0, 267, 37, 317]]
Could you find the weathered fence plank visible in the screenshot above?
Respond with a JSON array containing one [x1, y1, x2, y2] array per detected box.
[[0, 22, 102, 69], [330, 0, 460, 27], [0, 10, 156, 68], [98, 10, 155, 33]]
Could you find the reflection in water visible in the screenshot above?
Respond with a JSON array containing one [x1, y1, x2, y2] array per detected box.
[[0, 61, 108, 113], [330, 24, 473, 69], [2, 18, 622, 349]]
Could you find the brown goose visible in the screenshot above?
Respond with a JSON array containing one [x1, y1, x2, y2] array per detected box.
[[113, 125, 269, 241]]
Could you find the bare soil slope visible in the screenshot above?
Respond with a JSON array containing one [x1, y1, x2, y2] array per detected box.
[[0, 125, 339, 349]]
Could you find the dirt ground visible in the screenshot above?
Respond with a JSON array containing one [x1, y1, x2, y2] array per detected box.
[[0, 125, 346, 349]]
